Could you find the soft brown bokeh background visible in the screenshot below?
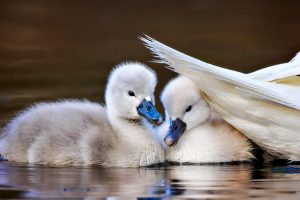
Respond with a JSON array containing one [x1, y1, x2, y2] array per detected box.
[[1, 0, 300, 125]]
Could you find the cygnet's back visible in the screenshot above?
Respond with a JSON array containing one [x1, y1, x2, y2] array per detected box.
[[0, 101, 111, 165], [159, 76, 255, 163]]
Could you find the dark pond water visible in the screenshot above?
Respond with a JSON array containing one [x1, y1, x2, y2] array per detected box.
[[1, 0, 300, 199]]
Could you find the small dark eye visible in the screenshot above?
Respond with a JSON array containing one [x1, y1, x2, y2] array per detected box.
[[185, 105, 192, 112], [128, 90, 135, 96]]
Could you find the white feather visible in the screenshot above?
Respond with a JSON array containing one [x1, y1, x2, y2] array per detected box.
[[248, 52, 300, 81], [141, 36, 300, 110]]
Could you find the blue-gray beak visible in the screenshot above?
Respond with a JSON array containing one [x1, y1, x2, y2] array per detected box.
[[137, 99, 164, 125], [164, 118, 187, 147]]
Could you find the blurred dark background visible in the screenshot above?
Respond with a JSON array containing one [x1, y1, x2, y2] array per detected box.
[[0, 0, 300, 125]]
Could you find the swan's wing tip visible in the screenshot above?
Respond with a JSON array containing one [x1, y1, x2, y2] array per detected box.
[[289, 51, 300, 63], [139, 35, 158, 50], [139, 35, 171, 65], [138, 34, 153, 41]]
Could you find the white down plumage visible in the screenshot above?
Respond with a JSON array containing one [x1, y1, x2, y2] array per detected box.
[[158, 76, 254, 163]]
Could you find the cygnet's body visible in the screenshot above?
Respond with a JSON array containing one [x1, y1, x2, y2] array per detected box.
[[0, 63, 165, 167], [160, 76, 254, 163]]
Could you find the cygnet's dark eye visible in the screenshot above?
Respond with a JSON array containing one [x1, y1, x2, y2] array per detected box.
[[128, 90, 135, 97], [185, 105, 192, 112]]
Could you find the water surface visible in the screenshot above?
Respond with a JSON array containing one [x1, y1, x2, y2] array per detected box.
[[1, 163, 300, 199]]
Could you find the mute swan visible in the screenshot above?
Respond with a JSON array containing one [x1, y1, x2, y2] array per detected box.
[[141, 36, 300, 161], [0, 62, 165, 167], [159, 76, 254, 163]]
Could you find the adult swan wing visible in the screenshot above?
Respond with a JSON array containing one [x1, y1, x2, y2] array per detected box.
[[141, 36, 300, 161]]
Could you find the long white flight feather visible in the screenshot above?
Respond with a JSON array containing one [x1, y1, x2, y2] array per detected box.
[[140, 36, 300, 110], [248, 52, 300, 81]]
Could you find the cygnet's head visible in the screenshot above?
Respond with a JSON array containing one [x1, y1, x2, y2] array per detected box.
[[105, 62, 164, 125], [160, 76, 211, 146]]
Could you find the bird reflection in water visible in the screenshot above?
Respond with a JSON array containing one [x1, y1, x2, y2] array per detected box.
[[1, 162, 300, 198]]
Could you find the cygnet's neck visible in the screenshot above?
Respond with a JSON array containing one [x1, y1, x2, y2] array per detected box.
[[189, 107, 220, 132], [107, 111, 153, 143]]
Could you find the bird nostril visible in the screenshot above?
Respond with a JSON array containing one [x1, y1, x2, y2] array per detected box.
[[174, 123, 178, 130], [146, 105, 151, 110]]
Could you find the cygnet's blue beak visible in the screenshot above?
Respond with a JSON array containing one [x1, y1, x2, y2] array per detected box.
[[164, 118, 187, 147], [137, 99, 164, 125]]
